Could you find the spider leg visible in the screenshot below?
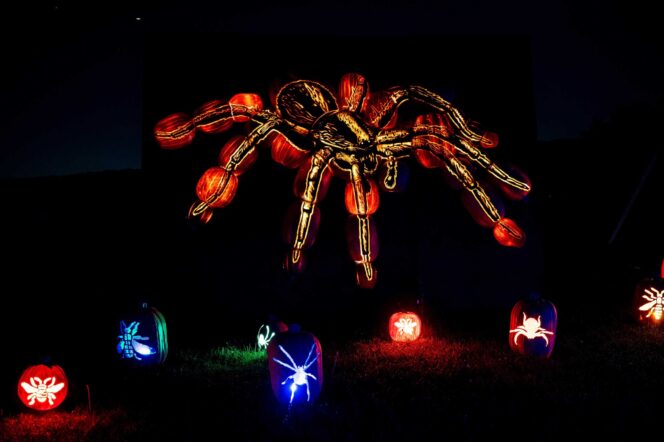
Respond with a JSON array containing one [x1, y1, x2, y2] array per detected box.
[[303, 343, 316, 367], [412, 125, 530, 194], [364, 86, 496, 147], [338, 73, 369, 113], [154, 95, 269, 149], [290, 383, 296, 403], [512, 331, 522, 345], [306, 380, 311, 402], [273, 356, 297, 372], [541, 334, 549, 347], [407, 86, 499, 148], [415, 138, 526, 247], [190, 118, 280, 221], [283, 148, 334, 273], [281, 374, 296, 385], [278, 345, 300, 370], [344, 162, 380, 288], [304, 351, 319, 371]]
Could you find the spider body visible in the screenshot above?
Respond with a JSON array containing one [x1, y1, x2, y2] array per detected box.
[[155, 74, 530, 288], [272, 344, 319, 404], [509, 313, 554, 346]]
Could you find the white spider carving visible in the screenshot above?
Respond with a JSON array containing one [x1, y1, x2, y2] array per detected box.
[[20, 376, 65, 406], [510, 313, 554, 346], [394, 317, 417, 335], [272, 344, 319, 404], [257, 325, 276, 350]]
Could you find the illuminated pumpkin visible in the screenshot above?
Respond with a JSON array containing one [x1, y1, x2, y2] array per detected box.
[[509, 295, 557, 358], [18, 365, 68, 411], [257, 321, 288, 350], [117, 303, 168, 365], [389, 311, 422, 342], [267, 325, 323, 405], [633, 259, 664, 326]]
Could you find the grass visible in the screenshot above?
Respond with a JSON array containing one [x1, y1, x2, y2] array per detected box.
[[0, 408, 138, 441], [2, 316, 664, 441]]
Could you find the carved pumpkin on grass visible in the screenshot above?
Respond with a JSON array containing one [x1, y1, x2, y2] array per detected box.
[[117, 303, 168, 365], [509, 294, 557, 358], [634, 259, 664, 326], [18, 364, 68, 411], [267, 325, 323, 406], [389, 311, 422, 342]]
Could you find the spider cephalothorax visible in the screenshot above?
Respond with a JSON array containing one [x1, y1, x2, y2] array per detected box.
[[155, 73, 531, 288], [509, 313, 554, 346]]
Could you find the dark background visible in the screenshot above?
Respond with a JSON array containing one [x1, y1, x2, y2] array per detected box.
[[1, 0, 662, 421]]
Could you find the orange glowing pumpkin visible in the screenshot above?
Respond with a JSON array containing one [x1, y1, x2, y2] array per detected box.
[[18, 364, 68, 411], [389, 311, 422, 342], [634, 259, 664, 326]]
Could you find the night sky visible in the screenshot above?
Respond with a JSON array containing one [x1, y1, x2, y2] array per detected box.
[[2, 1, 662, 178]]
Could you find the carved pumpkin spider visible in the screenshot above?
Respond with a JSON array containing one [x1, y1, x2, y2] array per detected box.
[[154, 73, 530, 288]]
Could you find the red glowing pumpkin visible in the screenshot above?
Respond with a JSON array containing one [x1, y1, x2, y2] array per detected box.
[[389, 311, 422, 342], [509, 295, 557, 358], [18, 364, 68, 411]]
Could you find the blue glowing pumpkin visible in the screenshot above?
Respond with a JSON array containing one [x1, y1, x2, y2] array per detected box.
[[117, 303, 168, 365], [267, 325, 323, 406]]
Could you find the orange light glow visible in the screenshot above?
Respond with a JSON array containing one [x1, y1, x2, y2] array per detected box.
[[496, 164, 531, 201], [638, 287, 664, 323], [218, 135, 258, 175], [461, 186, 504, 228], [154, 113, 195, 149], [156, 73, 532, 289], [344, 179, 380, 215], [293, 157, 333, 201], [479, 131, 499, 148], [229, 93, 263, 122], [493, 218, 525, 248], [389, 312, 422, 342], [509, 296, 557, 358], [338, 73, 368, 112], [194, 100, 233, 134], [269, 133, 309, 169], [18, 365, 68, 411], [196, 167, 239, 209], [414, 149, 444, 169]]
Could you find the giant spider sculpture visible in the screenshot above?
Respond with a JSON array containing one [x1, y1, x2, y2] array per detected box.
[[154, 73, 530, 288]]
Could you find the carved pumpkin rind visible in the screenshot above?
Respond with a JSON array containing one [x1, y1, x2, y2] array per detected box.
[[18, 364, 68, 411], [117, 303, 169, 365], [389, 311, 422, 342], [508, 297, 557, 358], [267, 328, 323, 406]]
